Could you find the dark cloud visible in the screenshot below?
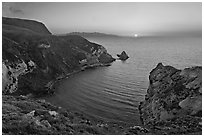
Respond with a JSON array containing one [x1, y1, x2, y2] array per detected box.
[[9, 6, 24, 14], [2, 2, 24, 15]]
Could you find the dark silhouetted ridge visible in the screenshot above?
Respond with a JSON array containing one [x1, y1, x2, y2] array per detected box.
[[3, 17, 52, 35]]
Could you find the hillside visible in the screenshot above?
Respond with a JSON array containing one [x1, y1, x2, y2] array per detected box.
[[3, 17, 52, 35]]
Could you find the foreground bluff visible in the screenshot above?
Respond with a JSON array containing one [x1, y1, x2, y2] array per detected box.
[[139, 63, 202, 134], [2, 95, 128, 135], [2, 17, 115, 95]]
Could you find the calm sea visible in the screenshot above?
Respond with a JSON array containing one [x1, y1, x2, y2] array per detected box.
[[45, 36, 202, 125]]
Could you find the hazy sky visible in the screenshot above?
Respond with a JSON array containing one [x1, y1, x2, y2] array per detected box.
[[2, 2, 202, 36]]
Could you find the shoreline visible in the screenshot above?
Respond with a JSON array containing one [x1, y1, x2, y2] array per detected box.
[[41, 61, 143, 126]]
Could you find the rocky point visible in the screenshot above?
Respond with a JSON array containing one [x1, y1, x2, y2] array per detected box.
[[139, 63, 202, 134]]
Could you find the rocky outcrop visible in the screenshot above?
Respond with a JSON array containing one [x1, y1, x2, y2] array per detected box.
[[117, 51, 129, 60], [2, 17, 115, 95], [2, 60, 36, 94], [139, 63, 202, 134]]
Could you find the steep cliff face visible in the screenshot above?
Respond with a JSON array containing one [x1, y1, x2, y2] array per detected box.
[[2, 17, 115, 95], [139, 63, 202, 134]]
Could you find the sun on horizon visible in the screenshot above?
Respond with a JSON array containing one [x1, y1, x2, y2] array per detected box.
[[134, 34, 138, 37]]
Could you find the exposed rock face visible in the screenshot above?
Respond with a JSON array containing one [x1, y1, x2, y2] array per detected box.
[[2, 60, 36, 94], [2, 17, 115, 95], [139, 63, 202, 134], [117, 51, 129, 60]]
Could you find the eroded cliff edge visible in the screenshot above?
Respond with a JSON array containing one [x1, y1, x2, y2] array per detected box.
[[139, 63, 202, 134]]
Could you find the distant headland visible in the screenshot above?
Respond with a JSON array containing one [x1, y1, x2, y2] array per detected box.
[[61, 32, 121, 37]]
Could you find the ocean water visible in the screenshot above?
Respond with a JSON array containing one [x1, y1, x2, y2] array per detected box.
[[45, 36, 202, 125]]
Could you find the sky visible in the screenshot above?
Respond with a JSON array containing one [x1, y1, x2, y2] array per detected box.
[[2, 2, 202, 36]]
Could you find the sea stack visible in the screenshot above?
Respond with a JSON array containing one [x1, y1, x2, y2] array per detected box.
[[117, 51, 129, 60]]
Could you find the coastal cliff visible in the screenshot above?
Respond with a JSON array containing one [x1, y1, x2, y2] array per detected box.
[[2, 17, 115, 95], [139, 63, 202, 134]]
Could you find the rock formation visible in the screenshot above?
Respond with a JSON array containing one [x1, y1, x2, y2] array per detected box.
[[117, 51, 129, 60], [139, 63, 202, 134]]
